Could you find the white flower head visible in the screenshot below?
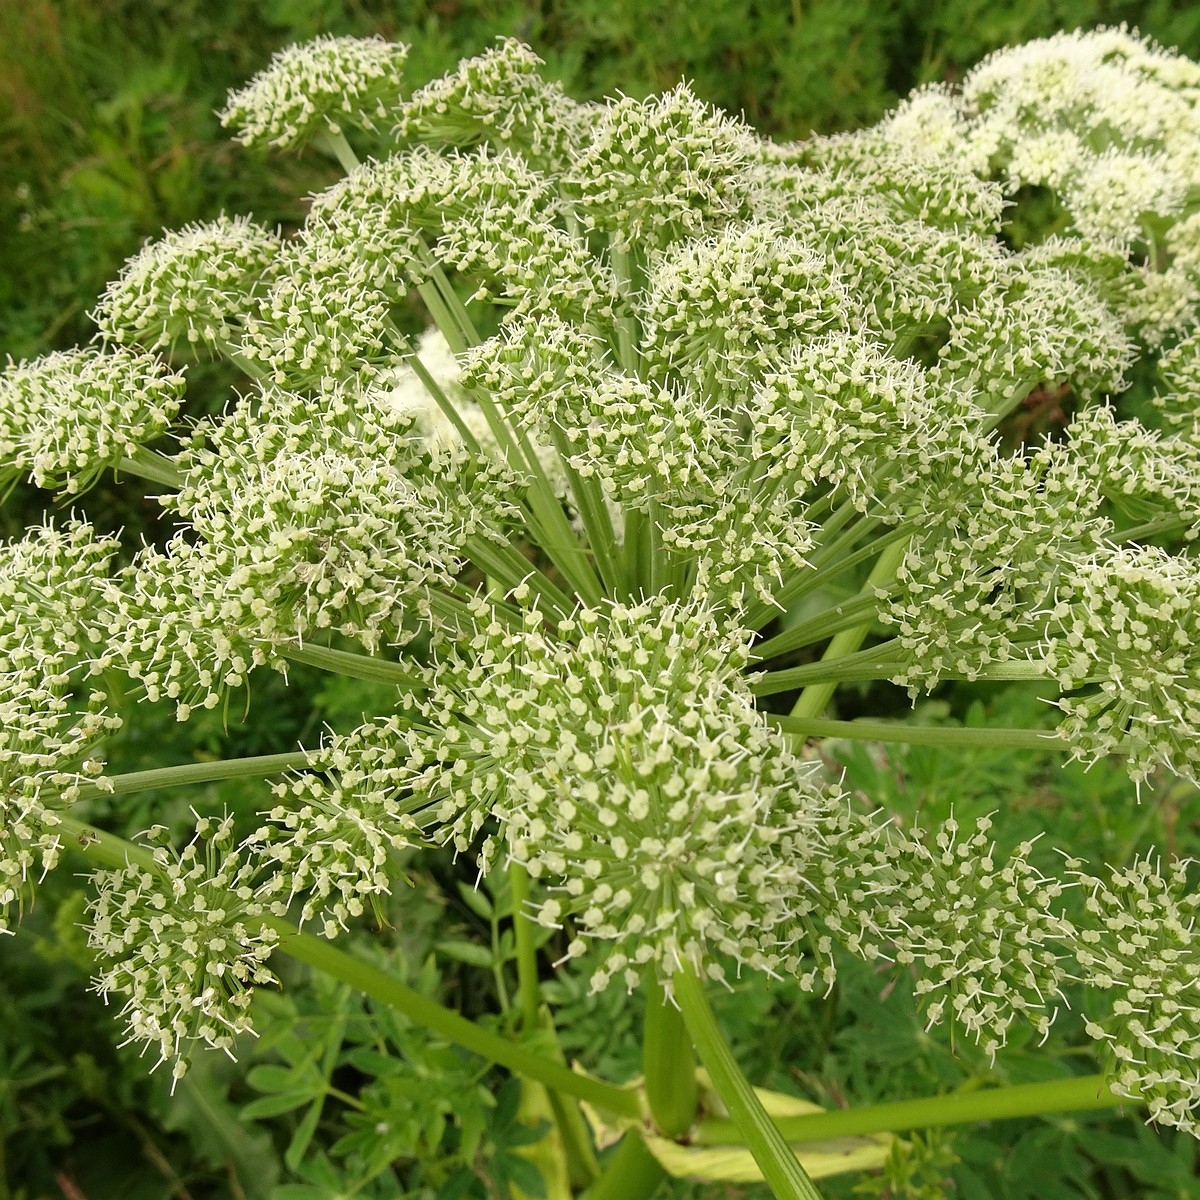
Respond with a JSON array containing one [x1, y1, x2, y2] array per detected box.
[[0, 347, 183, 494], [219, 35, 409, 151], [1074, 856, 1200, 1136], [88, 817, 280, 1083], [93, 215, 282, 355]]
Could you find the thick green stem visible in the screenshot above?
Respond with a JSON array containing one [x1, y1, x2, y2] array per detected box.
[[768, 715, 1065, 752], [314, 129, 361, 173], [643, 977, 698, 1139], [788, 540, 906, 720], [694, 1074, 1125, 1145], [582, 1131, 664, 1200], [61, 818, 641, 1122], [509, 863, 542, 1033], [281, 643, 426, 688], [116, 447, 185, 489], [269, 924, 640, 1118], [673, 965, 824, 1200], [71, 752, 310, 805], [753, 648, 1062, 697], [753, 591, 882, 662]]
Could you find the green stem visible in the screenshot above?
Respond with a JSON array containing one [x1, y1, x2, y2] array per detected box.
[[281, 643, 426, 689], [314, 129, 361, 173], [750, 644, 902, 697], [673, 965, 824, 1200], [462, 535, 576, 618], [694, 1074, 1125, 1145], [507, 864, 601, 1185], [788, 540, 906, 720], [752, 591, 882, 662], [61, 817, 641, 1122], [753, 650, 1062, 697], [643, 977, 698, 1139], [71, 751, 309, 805], [271, 923, 639, 1118], [768, 715, 1065, 751], [510, 863, 542, 1033], [581, 1131, 665, 1200], [117, 447, 185, 489]]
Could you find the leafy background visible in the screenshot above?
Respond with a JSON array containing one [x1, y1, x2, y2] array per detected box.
[[2, 2, 1200, 1197]]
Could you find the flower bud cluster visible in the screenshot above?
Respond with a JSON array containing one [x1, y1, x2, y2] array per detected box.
[[564, 85, 763, 249], [797, 131, 1006, 238], [930, 268, 1133, 416], [754, 332, 989, 521], [0, 521, 123, 928], [239, 229, 403, 390], [881, 449, 1111, 691], [1072, 856, 1200, 1136], [300, 599, 838, 992], [638, 222, 856, 405], [398, 38, 591, 171], [1063, 406, 1200, 537], [93, 215, 282, 356], [258, 715, 423, 937], [1045, 545, 1200, 784], [219, 35, 409, 151], [1156, 327, 1200, 439], [105, 385, 521, 715], [819, 814, 1069, 1055], [87, 817, 280, 1082], [0, 347, 183, 493]]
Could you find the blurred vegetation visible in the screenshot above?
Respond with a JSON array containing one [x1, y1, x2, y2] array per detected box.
[[3, 3, 1200, 1198]]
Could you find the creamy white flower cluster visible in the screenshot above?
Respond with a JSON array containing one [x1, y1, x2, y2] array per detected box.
[[94, 215, 282, 356], [219, 35, 409, 151], [88, 816, 280, 1082], [1072, 856, 1200, 1136], [298, 597, 842, 993], [0, 523, 121, 931], [874, 28, 1200, 343], [0, 347, 183, 493], [399, 38, 593, 171], [8, 30, 1200, 1122]]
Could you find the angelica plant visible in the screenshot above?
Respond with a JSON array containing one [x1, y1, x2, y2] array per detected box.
[[3, 28, 1200, 1199]]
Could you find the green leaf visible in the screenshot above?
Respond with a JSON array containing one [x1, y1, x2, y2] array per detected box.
[[284, 1097, 325, 1173], [436, 939, 495, 969], [160, 1056, 279, 1200], [240, 1089, 318, 1119]]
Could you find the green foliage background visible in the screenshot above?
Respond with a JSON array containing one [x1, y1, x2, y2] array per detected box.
[[2, 3, 1200, 1198]]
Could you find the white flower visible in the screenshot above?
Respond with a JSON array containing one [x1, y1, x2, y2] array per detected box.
[[219, 35, 409, 151]]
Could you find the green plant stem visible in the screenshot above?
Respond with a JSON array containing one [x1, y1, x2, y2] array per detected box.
[[693, 1074, 1125, 1145], [643, 976, 698, 1139], [71, 751, 310, 805], [509, 862, 542, 1033], [582, 1131, 665, 1200], [753, 591, 882, 662], [507, 863, 601, 1187], [116, 447, 185, 489], [752, 647, 1064, 697], [767, 715, 1065, 751], [281, 643, 426, 688], [673, 965, 824, 1200], [462, 534, 576, 617], [314, 129, 360, 173], [60, 817, 642, 1123], [788, 540, 906, 720]]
